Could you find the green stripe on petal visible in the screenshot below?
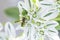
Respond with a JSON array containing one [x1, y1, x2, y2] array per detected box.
[[41, 4, 52, 6], [28, 0, 31, 7], [47, 23, 56, 26], [44, 12, 52, 17], [48, 30, 56, 33], [39, 0, 43, 1]]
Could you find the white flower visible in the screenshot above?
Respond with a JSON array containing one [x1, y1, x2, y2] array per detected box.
[[4, 22, 28, 40], [31, 20, 60, 40], [4, 22, 16, 40], [18, 0, 40, 13], [17, 0, 60, 40], [5, 22, 16, 37], [37, 0, 59, 21], [44, 20, 60, 40]]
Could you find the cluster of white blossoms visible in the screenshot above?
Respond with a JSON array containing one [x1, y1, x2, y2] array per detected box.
[[17, 0, 60, 40], [0, 0, 60, 40]]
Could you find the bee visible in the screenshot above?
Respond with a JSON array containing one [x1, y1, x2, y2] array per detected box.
[[21, 17, 26, 27]]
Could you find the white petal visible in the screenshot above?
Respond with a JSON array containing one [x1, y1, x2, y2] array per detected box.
[[51, 34, 60, 40], [44, 35, 50, 40], [18, 1, 30, 12], [15, 25, 28, 40], [24, 0, 30, 11], [40, 9, 59, 20], [16, 25, 23, 30], [42, 0, 56, 4], [44, 29, 59, 40], [0, 32, 6, 40], [17, 1, 24, 14], [0, 23, 3, 31], [5, 22, 16, 37], [45, 20, 59, 28], [31, 26, 36, 40], [9, 36, 16, 40], [44, 20, 59, 35], [45, 33, 60, 40], [48, 32, 60, 40], [15, 25, 24, 37], [38, 1, 58, 20], [16, 31, 27, 40]]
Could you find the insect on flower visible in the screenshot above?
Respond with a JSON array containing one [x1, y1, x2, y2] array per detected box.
[[15, 17, 26, 27], [21, 17, 26, 27]]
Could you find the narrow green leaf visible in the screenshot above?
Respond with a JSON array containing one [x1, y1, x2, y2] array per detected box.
[[5, 7, 20, 20], [44, 12, 52, 17]]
